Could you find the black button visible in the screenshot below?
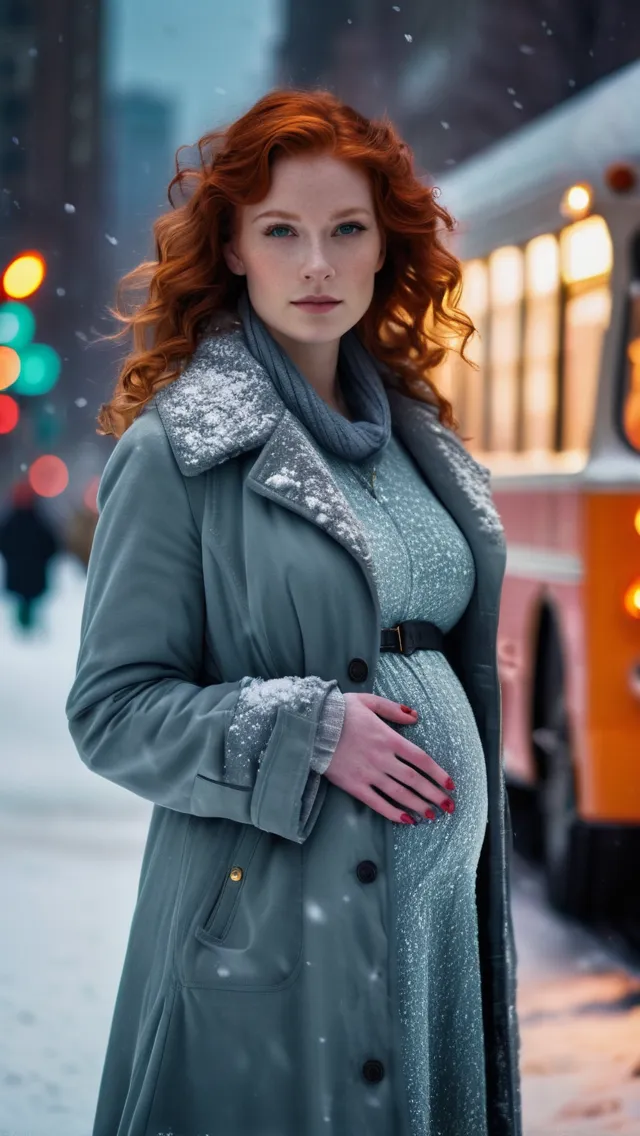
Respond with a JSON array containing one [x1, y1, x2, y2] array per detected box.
[[356, 860, 377, 884], [362, 1059, 385, 1083], [348, 657, 368, 683]]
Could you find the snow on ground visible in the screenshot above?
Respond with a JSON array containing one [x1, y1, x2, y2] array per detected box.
[[1, 557, 639, 1134]]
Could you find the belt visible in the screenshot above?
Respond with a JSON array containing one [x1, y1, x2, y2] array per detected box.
[[380, 620, 444, 656]]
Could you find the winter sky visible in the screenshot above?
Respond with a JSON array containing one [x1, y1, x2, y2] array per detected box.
[[105, 0, 282, 150]]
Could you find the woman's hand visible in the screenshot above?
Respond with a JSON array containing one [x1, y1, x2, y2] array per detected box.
[[323, 692, 455, 822]]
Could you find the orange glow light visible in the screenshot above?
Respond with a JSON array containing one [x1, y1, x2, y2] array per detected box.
[[3, 252, 46, 299], [0, 392, 19, 433], [634, 508, 640, 536], [623, 578, 640, 619], [0, 344, 21, 390], [28, 454, 68, 498]]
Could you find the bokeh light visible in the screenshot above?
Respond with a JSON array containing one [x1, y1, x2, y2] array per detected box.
[[0, 345, 21, 390], [0, 392, 19, 434], [0, 301, 36, 351], [623, 579, 640, 619], [28, 454, 68, 498], [3, 252, 46, 299], [11, 343, 61, 396]]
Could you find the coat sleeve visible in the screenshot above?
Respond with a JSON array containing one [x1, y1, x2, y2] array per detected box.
[[65, 410, 345, 844]]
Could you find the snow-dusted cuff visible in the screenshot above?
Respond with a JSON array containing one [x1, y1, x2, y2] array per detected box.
[[309, 687, 346, 775]]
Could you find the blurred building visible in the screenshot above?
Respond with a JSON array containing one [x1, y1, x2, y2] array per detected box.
[[277, 0, 640, 176], [104, 89, 175, 281], [0, 0, 107, 490]]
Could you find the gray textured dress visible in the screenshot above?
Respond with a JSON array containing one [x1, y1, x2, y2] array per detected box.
[[321, 436, 489, 1136], [235, 292, 490, 1134]]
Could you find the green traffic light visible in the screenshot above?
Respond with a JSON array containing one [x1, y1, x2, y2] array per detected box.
[[0, 300, 36, 351], [11, 343, 61, 395]]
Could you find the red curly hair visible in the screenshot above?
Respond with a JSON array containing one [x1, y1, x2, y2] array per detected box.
[[97, 88, 474, 439]]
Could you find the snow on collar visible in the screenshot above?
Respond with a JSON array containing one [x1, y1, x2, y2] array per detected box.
[[152, 326, 286, 477]]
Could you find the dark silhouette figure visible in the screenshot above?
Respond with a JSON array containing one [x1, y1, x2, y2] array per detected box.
[[0, 481, 61, 632]]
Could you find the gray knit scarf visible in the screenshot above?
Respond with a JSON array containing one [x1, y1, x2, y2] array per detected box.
[[237, 290, 392, 462]]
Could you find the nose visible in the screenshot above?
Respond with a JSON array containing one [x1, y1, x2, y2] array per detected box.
[[300, 238, 336, 282]]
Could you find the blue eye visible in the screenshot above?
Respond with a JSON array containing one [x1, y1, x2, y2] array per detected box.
[[264, 222, 366, 238]]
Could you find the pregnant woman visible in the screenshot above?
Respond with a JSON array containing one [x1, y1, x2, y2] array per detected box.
[[66, 87, 521, 1136]]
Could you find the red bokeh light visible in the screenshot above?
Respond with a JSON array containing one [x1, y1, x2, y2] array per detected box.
[[604, 162, 638, 194], [28, 454, 69, 498], [0, 392, 19, 434]]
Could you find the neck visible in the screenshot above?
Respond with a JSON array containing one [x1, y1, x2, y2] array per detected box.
[[265, 324, 348, 414]]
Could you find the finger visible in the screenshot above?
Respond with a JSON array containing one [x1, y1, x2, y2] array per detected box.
[[395, 738, 456, 792], [359, 692, 419, 724], [357, 784, 422, 824], [388, 758, 455, 812], [377, 772, 449, 817]]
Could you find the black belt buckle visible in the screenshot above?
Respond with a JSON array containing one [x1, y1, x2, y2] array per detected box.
[[392, 623, 406, 654], [380, 620, 443, 656]]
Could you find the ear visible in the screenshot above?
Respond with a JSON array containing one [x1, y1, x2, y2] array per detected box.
[[222, 241, 246, 276], [375, 239, 386, 273]]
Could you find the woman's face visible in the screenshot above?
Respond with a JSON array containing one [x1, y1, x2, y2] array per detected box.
[[223, 153, 386, 346]]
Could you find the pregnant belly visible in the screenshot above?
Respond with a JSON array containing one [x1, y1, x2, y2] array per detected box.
[[373, 652, 488, 874]]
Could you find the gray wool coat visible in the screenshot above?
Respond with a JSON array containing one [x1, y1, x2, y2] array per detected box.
[[66, 327, 521, 1136]]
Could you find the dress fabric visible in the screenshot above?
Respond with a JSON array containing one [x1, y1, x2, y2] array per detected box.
[[321, 433, 489, 1136]]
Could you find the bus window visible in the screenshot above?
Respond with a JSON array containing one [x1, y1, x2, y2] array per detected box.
[[622, 234, 640, 451], [458, 259, 488, 447], [488, 246, 524, 451], [523, 234, 560, 452], [560, 216, 613, 454], [435, 259, 488, 449]]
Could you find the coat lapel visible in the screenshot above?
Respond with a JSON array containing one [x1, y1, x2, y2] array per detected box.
[[154, 327, 505, 610]]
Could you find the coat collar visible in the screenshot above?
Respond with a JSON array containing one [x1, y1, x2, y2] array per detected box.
[[153, 327, 505, 602]]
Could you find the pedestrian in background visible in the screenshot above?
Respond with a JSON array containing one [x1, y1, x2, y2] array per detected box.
[[66, 88, 520, 1136], [0, 480, 60, 633]]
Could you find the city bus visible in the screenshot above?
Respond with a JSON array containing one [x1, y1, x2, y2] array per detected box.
[[433, 60, 640, 922]]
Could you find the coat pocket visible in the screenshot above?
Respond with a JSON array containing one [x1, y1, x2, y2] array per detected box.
[[196, 824, 263, 944], [181, 822, 304, 990]]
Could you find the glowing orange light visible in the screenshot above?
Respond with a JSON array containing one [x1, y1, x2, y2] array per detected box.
[[623, 579, 640, 619], [560, 183, 592, 219], [634, 508, 640, 537], [28, 454, 68, 498], [0, 392, 19, 434], [3, 252, 46, 299], [0, 344, 21, 390]]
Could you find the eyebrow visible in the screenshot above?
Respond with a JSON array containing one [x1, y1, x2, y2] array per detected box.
[[252, 207, 373, 223]]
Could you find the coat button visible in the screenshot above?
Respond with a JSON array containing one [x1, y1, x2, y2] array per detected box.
[[348, 657, 368, 683], [362, 1059, 385, 1083], [356, 860, 377, 884]]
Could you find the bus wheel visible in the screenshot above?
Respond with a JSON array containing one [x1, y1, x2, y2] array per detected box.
[[537, 682, 592, 918]]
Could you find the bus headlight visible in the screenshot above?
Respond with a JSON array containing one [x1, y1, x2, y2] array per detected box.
[[623, 578, 640, 618]]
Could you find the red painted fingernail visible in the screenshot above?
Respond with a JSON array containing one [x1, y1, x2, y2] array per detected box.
[[442, 798, 455, 813], [445, 777, 455, 791], [424, 808, 436, 820], [400, 813, 416, 825], [400, 704, 417, 716]]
